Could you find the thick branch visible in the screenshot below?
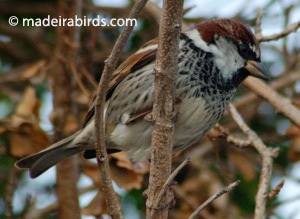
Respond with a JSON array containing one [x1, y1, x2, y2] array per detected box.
[[143, 1, 189, 31], [93, 0, 148, 218], [146, 1, 184, 219], [51, 0, 82, 218], [5, 168, 19, 219]]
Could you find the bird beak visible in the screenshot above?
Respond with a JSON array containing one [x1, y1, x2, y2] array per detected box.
[[245, 60, 270, 80]]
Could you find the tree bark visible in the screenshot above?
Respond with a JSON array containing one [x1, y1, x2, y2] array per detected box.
[[146, 0, 184, 218], [50, 0, 82, 218]]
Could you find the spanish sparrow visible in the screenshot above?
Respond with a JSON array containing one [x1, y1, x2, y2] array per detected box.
[[16, 19, 269, 178]]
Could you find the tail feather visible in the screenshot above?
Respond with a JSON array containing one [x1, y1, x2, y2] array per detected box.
[[29, 147, 82, 178], [15, 131, 83, 178]]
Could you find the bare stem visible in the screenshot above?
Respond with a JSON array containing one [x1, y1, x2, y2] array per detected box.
[[152, 157, 191, 210], [188, 180, 240, 219], [228, 105, 279, 219], [257, 20, 300, 42], [255, 8, 264, 37], [93, 0, 148, 218]]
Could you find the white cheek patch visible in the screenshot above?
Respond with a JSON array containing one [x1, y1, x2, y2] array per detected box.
[[213, 37, 245, 79], [185, 29, 219, 54], [184, 30, 246, 80]]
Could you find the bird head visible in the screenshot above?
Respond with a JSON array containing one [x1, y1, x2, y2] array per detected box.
[[190, 19, 269, 87]]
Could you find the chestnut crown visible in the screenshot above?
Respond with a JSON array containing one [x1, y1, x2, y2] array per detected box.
[[195, 19, 269, 82]]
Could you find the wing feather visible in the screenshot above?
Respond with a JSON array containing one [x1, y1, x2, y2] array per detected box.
[[82, 39, 158, 127]]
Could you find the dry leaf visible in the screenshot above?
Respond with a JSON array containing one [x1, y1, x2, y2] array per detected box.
[[110, 152, 148, 189], [110, 152, 149, 174], [75, 92, 90, 105], [2, 86, 49, 157], [82, 191, 107, 216], [229, 152, 256, 181], [8, 123, 49, 157], [21, 60, 46, 79], [12, 86, 40, 127], [83, 162, 102, 188], [63, 114, 79, 133], [83, 152, 148, 190]]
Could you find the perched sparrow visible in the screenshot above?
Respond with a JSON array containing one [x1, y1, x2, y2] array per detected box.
[[16, 19, 269, 178]]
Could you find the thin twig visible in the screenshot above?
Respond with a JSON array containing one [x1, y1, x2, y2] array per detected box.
[[68, 60, 91, 97], [188, 180, 240, 219], [257, 21, 300, 42], [81, 66, 98, 89], [267, 180, 285, 201], [228, 105, 279, 219], [93, 0, 148, 218], [209, 124, 251, 148], [173, 186, 215, 219], [153, 157, 191, 209], [255, 8, 264, 37]]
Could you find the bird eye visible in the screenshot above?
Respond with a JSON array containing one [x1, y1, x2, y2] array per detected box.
[[239, 44, 249, 55]]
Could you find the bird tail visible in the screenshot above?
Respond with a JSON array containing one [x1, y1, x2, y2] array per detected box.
[[15, 131, 84, 178]]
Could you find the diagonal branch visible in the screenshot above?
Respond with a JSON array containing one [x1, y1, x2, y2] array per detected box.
[[152, 157, 191, 211], [188, 180, 240, 219], [93, 0, 148, 218], [243, 77, 300, 128], [235, 71, 300, 108], [257, 21, 300, 43]]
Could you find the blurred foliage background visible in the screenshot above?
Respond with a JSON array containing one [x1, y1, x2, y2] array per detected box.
[[0, 0, 300, 218]]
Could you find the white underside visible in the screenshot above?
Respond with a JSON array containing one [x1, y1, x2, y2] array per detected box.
[[109, 97, 217, 161]]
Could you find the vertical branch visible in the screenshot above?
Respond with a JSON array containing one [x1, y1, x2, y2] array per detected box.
[[228, 105, 279, 219], [93, 0, 148, 218], [50, 0, 82, 218], [146, 1, 184, 219], [4, 168, 19, 219], [255, 8, 264, 37]]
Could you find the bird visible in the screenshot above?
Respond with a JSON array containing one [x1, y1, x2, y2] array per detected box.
[[15, 18, 269, 178]]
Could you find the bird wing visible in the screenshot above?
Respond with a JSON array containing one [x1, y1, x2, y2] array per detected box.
[[82, 39, 158, 127]]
